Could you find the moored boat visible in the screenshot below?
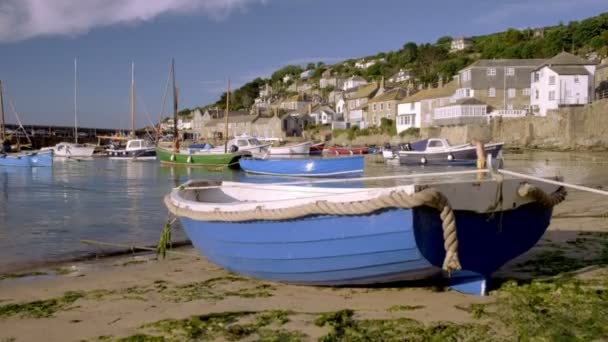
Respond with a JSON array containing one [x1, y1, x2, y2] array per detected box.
[[107, 139, 156, 160], [326, 146, 368, 155], [156, 146, 246, 169], [0, 150, 53, 167], [398, 138, 503, 166], [165, 175, 566, 295], [239, 156, 364, 177], [309, 142, 325, 155], [269, 141, 312, 156]]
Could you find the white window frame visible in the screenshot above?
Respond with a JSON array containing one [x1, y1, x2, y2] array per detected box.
[[506, 67, 515, 76], [380, 103, 384, 110], [487, 68, 496, 76], [549, 76, 556, 85], [549, 91, 556, 101], [387, 103, 391, 110], [373, 104, 377, 111], [489, 87, 496, 97], [523, 88, 531, 96], [507, 88, 516, 98]]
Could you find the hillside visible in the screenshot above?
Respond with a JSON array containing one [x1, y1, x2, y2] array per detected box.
[[188, 12, 608, 113]]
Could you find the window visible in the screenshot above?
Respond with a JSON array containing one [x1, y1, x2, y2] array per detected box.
[[428, 140, 444, 148], [488, 87, 496, 97], [506, 67, 515, 76], [535, 89, 539, 100], [487, 68, 496, 76], [549, 76, 556, 85], [507, 104, 514, 110], [373, 104, 377, 111], [462, 70, 471, 82], [523, 88, 531, 96], [507, 88, 516, 98], [574, 76, 579, 83], [373, 115, 377, 124], [387, 103, 391, 110], [533, 72, 540, 82], [380, 103, 384, 110], [399, 115, 412, 126], [549, 91, 556, 101], [465, 88, 471, 97]]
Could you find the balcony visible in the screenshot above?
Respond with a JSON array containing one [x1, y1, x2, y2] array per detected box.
[[488, 110, 527, 118]]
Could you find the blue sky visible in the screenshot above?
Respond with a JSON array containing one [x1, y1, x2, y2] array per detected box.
[[0, 0, 606, 129]]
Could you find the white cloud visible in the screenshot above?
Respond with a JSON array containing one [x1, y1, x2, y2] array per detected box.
[[475, 0, 607, 25], [0, 0, 268, 42]]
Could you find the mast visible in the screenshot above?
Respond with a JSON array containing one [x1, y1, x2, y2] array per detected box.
[[0, 80, 5, 141], [130, 62, 135, 137], [224, 79, 230, 153], [171, 59, 179, 152], [74, 58, 78, 144]]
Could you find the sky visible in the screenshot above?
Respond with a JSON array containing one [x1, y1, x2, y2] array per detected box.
[[0, 0, 606, 129]]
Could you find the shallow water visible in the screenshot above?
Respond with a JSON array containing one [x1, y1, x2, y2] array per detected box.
[[0, 151, 607, 272]]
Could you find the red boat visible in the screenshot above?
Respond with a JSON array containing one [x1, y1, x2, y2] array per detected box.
[[327, 146, 369, 155], [309, 142, 325, 155]]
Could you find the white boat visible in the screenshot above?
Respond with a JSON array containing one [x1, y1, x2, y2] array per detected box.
[[270, 141, 312, 156], [214, 134, 271, 158], [46, 59, 95, 158], [107, 139, 156, 160]]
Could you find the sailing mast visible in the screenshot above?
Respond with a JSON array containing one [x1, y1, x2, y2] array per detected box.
[[74, 59, 78, 144], [224, 79, 230, 153], [171, 59, 179, 153], [130, 62, 135, 137], [0, 80, 5, 142]]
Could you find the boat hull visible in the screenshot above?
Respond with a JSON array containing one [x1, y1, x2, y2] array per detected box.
[[0, 150, 54, 167], [327, 146, 369, 155], [398, 143, 503, 166], [270, 142, 312, 156], [239, 156, 364, 177], [51, 143, 95, 157], [156, 147, 244, 168], [309, 143, 325, 155], [108, 147, 157, 160], [178, 203, 553, 286]]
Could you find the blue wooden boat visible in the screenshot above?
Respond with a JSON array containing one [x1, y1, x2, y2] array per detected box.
[[239, 156, 364, 177], [0, 150, 53, 167], [165, 177, 566, 295]]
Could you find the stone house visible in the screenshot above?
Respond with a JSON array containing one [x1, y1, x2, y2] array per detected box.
[[308, 105, 337, 125], [530, 52, 597, 116], [345, 82, 379, 127], [279, 94, 311, 111], [456, 58, 546, 114], [343, 76, 368, 91], [367, 85, 408, 126]]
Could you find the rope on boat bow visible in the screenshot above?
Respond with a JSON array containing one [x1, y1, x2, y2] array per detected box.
[[165, 187, 463, 273], [517, 183, 567, 207]]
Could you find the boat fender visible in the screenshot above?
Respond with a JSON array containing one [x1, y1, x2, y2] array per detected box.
[[170, 154, 175, 161], [350, 150, 354, 155], [447, 153, 454, 161], [229, 145, 239, 153], [187, 155, 192, 163], [420, 157, 427, 164]]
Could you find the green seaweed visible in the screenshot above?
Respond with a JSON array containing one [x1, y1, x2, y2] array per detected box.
[[387, 304, 425, 312], [163, 276, 275, 302], [0, 291, 84, 318], [0, 271, 47, 280]]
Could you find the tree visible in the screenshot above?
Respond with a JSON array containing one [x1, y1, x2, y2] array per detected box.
[[271, 65, 303, 84], [306, 63, 316, 70], [436, 36, 453, 48], [401, 42, 418, 63]]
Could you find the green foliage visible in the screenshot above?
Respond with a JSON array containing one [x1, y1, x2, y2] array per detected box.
[[0, 291, 84, 318], [271, 65, 303, 84], [379, 118, 397, 136], [399, 127, 420, 137]]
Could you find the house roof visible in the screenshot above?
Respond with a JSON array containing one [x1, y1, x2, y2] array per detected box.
[[597, 62, 608, 70], [548, 66, 590, 75], [541, 51, 596, 67], [350, 82, 379, 99], [398, 81, 458, 103], [467, 59, 546, 68], [368, 88, 408, 103]]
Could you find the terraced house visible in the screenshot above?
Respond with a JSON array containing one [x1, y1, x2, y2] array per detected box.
[[455, 58, 545, 117], [367, 86, 408, 126], [345, 82, 379, 128]]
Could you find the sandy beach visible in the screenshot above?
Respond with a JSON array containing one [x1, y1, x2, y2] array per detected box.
[[1, 190, 607, 341]]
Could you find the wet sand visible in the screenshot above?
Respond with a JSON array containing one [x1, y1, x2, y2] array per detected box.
[[0, 190, 607, 341]]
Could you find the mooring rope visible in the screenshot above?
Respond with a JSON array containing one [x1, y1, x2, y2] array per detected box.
[[499, 169, 608, 197], [166, 187, 463, 273]]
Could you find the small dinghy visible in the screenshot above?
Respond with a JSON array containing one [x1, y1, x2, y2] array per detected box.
[[239, 156, 364, 177], [0, 150, 53, 167], [165, 174, 566, 295]]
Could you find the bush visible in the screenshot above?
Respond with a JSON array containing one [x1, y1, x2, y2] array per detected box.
[[399, 127, 420, 137]]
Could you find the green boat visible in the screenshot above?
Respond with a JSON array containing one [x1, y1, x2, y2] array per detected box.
[[156, 147, 246, 169]]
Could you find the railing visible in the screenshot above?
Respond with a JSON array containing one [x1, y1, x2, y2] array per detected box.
[[488, 110, 527, 118], [598, 89, 608, 101]]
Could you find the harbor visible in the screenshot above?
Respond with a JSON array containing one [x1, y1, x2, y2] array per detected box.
[[0, 152, 607, 340]]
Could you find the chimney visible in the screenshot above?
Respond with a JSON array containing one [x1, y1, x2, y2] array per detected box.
[[376, 76, 385, 96], [308, 103, 312, 115]]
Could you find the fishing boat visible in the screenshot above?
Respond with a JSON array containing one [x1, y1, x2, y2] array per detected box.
[[326, 146, 369, 155], [106, 63, 156, 161], [240, 156, 364, 177], [398, 138, 504, 166], [165, 173, 566, 295], [46, 59, 95, 158], [269, 141, 312, 156], [0, 150, 53, 167], [382, 140, 429, 160], [156, 61, 246, 168], [309, 142, 325, 155], [219, 134, 271, 158]]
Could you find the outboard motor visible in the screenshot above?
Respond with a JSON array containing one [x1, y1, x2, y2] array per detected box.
[[229, 145, 239, 153], [384, 142, 391, 150]]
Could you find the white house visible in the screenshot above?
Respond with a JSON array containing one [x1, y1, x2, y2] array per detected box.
[[335, 98, 346, 117], [396, 101, 421, 133], [530, 52, 597, 117], [342, 76, 368, 91], [282, 74, 293, 83], [450, 37, 472, 51], [388, 69, 411, 83], [300, 70, 313, 79], [309, 105, 336, 125]]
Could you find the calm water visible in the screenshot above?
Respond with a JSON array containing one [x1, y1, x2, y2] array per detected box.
[[1, 151, 607, 272]]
